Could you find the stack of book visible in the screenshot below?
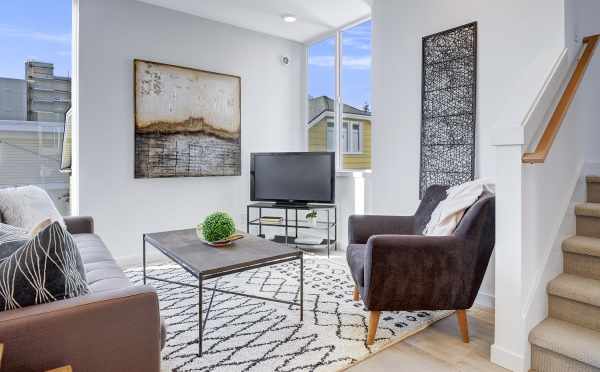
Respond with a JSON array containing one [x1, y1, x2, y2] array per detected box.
[[259, 216, 283, 225]]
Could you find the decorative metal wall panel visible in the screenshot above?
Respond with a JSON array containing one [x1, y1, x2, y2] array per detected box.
[[420, 22, 477, 197]]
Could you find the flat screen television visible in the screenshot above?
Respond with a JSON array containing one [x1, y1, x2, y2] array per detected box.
[[251, 152, 335, 205]]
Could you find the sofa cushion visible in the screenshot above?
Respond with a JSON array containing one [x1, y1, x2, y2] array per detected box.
[[72, 233, 131, 292], [0, 221, 89, 311], [72, 233, 167, 349], [0, 186, 65, 231], [347, 244, 366, 286]]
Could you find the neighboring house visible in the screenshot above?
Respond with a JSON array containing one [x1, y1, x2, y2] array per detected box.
[[0, 61, 71, 123], [0, 77, 27, 120], [0, 120, 69, 214], [308, 96, 372, 170], [25, 61, 71, 123], [0, 62, 71, 214]]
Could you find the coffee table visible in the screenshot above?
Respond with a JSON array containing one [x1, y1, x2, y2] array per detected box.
[[142, 229, 303, 357]]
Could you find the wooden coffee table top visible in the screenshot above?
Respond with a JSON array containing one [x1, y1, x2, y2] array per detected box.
[[144, 229, 301, 277]]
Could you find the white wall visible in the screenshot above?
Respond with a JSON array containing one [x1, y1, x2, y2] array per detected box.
[[370, 1, 567, 370], [573, 0, 600, 163], [370, 0, 565, 215], [76, 0, 306, 261], [369, 0, 565, 308]]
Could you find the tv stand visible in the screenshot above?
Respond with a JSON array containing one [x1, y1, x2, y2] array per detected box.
[[246, 202, 337, 258]]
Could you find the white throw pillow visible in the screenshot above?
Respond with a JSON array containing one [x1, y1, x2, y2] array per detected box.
[[0, 186, 65, 231]]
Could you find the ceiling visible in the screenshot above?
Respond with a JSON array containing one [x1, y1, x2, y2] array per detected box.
[[136, 0, 372, 43]]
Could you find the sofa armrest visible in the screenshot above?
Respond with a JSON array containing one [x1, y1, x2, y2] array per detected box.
[[363, 234, 473, 310], [0, 286, 161, 372], [348, 215, 415, 244], [63, 216, 94, 234]]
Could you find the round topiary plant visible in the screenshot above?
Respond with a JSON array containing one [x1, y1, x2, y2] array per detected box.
[[200, 212, 236, 242]]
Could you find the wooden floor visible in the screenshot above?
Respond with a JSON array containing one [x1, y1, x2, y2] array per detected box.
[[346, 307, 509, 372]]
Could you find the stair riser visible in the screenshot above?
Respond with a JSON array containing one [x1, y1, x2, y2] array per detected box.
[[549, 295, 600, 333], [564, 252, 600, 281], [576, 216, 600, 239], [532, 345, 600, 372], [587, 182, 600, 203]]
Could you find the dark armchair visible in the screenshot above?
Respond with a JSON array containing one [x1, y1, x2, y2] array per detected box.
[[346, 185, 495, 345]]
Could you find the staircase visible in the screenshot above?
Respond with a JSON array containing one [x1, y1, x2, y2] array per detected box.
[[529, 176, 600, 372]]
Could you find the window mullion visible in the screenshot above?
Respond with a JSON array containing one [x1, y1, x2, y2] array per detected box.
[[335, 30, 343, 170]]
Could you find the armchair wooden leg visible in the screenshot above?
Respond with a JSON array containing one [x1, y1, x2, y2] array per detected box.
[[367, 311, 381, 345], [353, 286, 360, 301], [456, 309, 470, 343]]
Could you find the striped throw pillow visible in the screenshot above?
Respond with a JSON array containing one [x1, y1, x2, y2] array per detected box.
[[0, 221, 88, 311]]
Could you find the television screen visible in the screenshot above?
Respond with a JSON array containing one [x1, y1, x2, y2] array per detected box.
[[251, 152, 335, 204]]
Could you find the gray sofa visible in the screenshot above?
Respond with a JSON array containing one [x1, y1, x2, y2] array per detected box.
[[0, 216, 165, 372]]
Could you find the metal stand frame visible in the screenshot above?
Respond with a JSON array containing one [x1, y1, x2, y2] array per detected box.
[[246, 203, 337, 258], [143, 236, 303, 357]]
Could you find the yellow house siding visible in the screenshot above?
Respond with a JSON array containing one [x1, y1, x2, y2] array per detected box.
[[308, 120, 327, 151], [308, 117, 372, 170]]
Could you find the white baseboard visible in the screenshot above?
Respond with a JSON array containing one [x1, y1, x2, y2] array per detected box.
[[491, 343, 526, 372], [475, 291, 495, 309]]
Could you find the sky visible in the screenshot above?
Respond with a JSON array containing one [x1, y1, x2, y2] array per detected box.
[[0, 1, 72, 79], [0, 1, 369, 107], [308, 20, 372, 111]]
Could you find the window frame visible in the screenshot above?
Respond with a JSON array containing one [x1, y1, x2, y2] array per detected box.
[[346, 120, 363, 155], [306, 17, 371, 171]]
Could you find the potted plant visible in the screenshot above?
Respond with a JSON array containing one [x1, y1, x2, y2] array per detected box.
[[305, 210, 318, 226], [197, 212, 240, 246]]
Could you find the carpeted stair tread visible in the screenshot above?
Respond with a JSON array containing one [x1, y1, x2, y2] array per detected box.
[[563, 236, 600, 258], [529, 318, 600, 368], [586, 176, 600, 184], [576, 203, 600, 218], [548, 274, 600, 308]]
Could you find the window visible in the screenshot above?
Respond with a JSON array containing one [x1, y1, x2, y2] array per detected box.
[[326, 121, 336, 152], [0, 1, 72, 215], [307, 20, 372, 170], [343, 121, 362, 154]]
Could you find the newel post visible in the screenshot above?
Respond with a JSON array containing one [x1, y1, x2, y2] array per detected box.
[[490, 126, 528, 372]]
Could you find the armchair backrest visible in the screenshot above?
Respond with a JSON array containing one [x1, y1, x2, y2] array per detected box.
[[453, 191, 496, 305], [416, 185, 496, 307], [414, 185, 449, 234]]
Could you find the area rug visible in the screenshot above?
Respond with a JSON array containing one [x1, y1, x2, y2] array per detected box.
[[125, 257, 452, 372]]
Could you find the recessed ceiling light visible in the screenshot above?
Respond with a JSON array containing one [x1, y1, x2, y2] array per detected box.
[[282, 14, 297, 23]]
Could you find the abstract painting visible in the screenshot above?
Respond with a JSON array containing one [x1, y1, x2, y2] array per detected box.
[[134, 60, 241, 178], [419, 22, 477, 197]]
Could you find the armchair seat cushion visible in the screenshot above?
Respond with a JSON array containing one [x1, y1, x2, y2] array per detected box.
[[347, 244, 367, 286]]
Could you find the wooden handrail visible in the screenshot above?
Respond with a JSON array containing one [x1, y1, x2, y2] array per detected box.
[[523, 34, 599, 164]]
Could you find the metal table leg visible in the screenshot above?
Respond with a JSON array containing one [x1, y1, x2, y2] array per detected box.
[[295, 209, 298, 239], [334, 206, 338, 251], [142, 235, 146, 285], [300, 253, 304, 321], [327, 209, 330, 258], [246, 205, 250, 234], [285, 208, 289, 245], [198, 275, 203, 357], [258, 207, 262, 237]]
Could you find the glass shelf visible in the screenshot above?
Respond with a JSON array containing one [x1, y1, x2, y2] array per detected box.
[[248, 218, 335, 231]]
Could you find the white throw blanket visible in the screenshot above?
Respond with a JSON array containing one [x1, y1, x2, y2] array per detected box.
[[423, 179, 495, 236]]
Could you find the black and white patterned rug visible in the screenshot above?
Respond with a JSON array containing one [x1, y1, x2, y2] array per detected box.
[[126, 257, 451, 372]]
